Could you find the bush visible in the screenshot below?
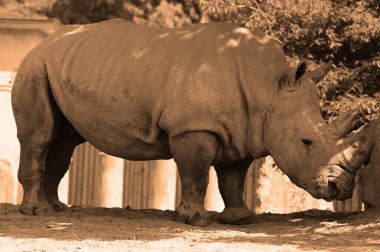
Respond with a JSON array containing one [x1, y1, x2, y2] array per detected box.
[[200, 0, 380, 123], [48, 0, 196, 27], [4, 0, 378, 123]]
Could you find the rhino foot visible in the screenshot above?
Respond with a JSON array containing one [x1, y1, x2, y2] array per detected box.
[[19, 201, 54, 216], [49, 199, 68, 212], [220, 207, 255, 225], [173, 202, 210, 227]]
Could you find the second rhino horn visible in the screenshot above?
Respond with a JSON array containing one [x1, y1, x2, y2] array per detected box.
[[328, 109, 359, 139], [308, 60, 333, 83]]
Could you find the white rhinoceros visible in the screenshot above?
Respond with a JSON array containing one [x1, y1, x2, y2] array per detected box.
[[359, 119, 380, 208], [11, 19, 371, 226]]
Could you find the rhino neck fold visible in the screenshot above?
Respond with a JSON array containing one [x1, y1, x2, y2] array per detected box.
[[234, 57, 287, 159]]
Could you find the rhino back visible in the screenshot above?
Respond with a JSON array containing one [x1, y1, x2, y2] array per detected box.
[[28, 19, 286, 161]]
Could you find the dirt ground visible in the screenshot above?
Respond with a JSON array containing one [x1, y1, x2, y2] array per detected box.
[[0, 203, 379, 252]]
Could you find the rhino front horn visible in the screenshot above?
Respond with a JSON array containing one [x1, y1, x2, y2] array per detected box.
[[328, 109, 359, 138], [309, 60, 333, 83]]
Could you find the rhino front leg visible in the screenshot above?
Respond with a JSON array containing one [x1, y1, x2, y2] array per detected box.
[[215, 158, 255, 225], [170, 132, 218, 227]]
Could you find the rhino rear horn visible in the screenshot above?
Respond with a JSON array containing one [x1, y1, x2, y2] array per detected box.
[[328, 109, 359, 138], [309, 60, 333, 83]]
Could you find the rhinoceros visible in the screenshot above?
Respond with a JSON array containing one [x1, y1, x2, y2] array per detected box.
[[358, 119, 380, 208], [11, 19, 369, 226]]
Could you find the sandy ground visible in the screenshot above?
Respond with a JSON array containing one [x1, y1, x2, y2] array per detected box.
[[0, 204, 379, 252]]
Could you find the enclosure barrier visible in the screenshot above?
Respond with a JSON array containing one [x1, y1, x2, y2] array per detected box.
[[67, 143, 363, 213]]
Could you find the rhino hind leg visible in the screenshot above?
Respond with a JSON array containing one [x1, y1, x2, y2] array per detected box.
[[170, 132, 218, 227], [12, 64, 59, 215], [215, 158, 255, 225], [44, 118, 85, 211]]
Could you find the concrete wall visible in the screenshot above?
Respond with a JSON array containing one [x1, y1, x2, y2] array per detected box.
[[0, 19, 60, 204], [0, 79, 19, 203], [0, 29, 48, 71]]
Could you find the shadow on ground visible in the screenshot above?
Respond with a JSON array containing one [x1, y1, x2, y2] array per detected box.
[[0, 203, 379, 251]]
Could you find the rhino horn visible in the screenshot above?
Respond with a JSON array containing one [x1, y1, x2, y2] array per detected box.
[[339, 120, 380, 172], [308, 60, 333, 83], [328, 109, 359, 139]]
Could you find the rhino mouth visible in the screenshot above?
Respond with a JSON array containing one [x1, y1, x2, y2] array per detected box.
[[324, 164, 356, 201], [335, 163, 355, 175], [291, 163, 355, 201]]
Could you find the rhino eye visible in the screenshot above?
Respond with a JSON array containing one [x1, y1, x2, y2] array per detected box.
[[301, 139, 314, 147]]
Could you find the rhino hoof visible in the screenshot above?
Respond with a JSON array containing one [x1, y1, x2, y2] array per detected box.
[[172, 211, 210, 227], [188, 212, 210, 227], [173, 202, 210, 226], [19, 206, 35, 215], [53, 201, 68, 212], [220, 207, 255, 225], [47, 198, 68, 212], [19, 201, 54, 216], [172, 211, 188, 224]]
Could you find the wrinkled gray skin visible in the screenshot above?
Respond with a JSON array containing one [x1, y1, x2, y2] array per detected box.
[[358, 119, 380, 208], [11, 19, 367, 226]]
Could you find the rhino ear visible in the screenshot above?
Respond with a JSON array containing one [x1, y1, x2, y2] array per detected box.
[[278, 60, 307, 91], [295, 60, 308, 81]]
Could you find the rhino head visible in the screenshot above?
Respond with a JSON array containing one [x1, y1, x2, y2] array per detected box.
[[356, 119, 380, 208], [262, 60, 371, 201]]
